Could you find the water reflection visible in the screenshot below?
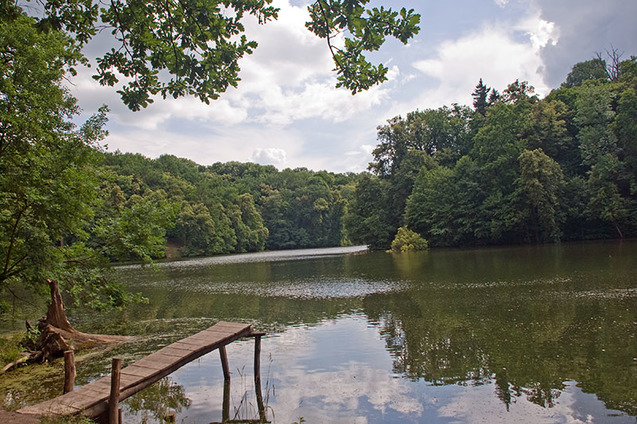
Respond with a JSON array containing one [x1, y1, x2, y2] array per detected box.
[[113, 242, 637, 422], [2, 242, 635, 422], [124, 377, 191, 423]]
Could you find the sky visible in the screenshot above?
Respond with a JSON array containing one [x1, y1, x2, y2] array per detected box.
[[69, 0, 637, 174]]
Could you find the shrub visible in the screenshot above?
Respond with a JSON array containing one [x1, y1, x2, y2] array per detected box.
[[390, 227, 429, 252]]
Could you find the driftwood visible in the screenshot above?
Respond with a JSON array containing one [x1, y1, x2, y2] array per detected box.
[[2, 281, 131, 373], [14, 280, 130, 369], [24, 280, 129, 364]]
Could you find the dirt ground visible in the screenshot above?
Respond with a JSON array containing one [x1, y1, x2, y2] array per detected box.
[[0, 407, 41, 424]]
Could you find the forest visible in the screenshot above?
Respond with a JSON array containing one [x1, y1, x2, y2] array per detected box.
[[349, 55, 637, 249], [97, 153, 357, 256], [92, 53, 637, 259]]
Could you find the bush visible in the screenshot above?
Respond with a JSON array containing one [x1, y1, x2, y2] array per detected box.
[[390, 227, 429, 252]]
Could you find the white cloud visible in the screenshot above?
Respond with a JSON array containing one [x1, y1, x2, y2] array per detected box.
[[103, 124, 304, 167], [532, 0, 637, 86], [409, 17, 551, 112], [250, 148, 288, 167], [515, 7, 559, 50]]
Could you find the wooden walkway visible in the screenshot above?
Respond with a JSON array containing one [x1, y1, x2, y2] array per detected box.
[[16, 321, 259, 420]]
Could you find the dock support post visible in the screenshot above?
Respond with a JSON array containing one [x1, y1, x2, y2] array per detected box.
[[222, 379, 231, 422], [63, 350, 75, 394], [219, 345, 230, 381], [253, 334, 266, 422], [109, 358, 122, 424]]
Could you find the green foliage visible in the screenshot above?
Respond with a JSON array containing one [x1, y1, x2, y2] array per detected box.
[[0, 9, 182, 311], [472, 78, 496, 116], [1, 9, 102, 293], [562, 58, 608, 88], [356, 55, 637, 247], [1, 0, 417, 316], [390, 227, 428, 252], [406, 166, 458, 246], [0, 333, 25, 365], [39, 416, 95, 424], [101, 153, 355, 254], [306, 1, 420, 93], [12, 0, 418, 110], [518, 149, 565, 242], [344, 173, 395, 249]]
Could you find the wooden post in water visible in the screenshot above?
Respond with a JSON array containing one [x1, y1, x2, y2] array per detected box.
[[222, 379, 231, 422], [63, 350, 75, 394], [219, 345, 230, 381], [109, 358, 122, 424], [253, 333, 266, 422], [253, 334, 261, 385]]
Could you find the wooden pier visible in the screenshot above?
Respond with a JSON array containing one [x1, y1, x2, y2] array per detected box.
[[16, 321, 265, 422]]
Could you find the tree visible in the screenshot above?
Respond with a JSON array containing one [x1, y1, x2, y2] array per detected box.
[[586, 154, 630, 238], [575, 82, 618, 168], [611, 87, 637, 201], [0, 10, 99, 291], [518, 149, 565, 242], [521, 99, 580, 176], [0, 9, 180, 359], [562, 58, 608, 88], [171, 202, 217, 256], [345, 174, 394, 249], [370, 106, 471, 177], [231, 193, 269, 253], [16, 0, 420, 110], [405, 166, 458, 246], [472, 78, 490, 116]]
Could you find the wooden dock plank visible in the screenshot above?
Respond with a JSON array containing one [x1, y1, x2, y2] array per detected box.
[[16, 321, 254, 419], [121, 365, 157, 379], [156, 345, 196, 357]]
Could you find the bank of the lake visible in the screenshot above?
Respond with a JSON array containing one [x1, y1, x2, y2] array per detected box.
[[1, 241, 636, 423]]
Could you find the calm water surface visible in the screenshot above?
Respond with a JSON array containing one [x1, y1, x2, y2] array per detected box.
[[4, 242, 637, 423]]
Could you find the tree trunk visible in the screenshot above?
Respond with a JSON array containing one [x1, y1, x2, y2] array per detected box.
[[28, 280, 131, 364], [46, 279, 74, 332]]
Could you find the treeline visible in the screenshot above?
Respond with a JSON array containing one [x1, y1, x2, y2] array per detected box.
[[96, 153, 357, 257], [348, 55, 637, 249], [94, 54, 637, 256]]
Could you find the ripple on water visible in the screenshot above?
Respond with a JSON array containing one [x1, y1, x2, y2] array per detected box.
[[176, 277, 406, 299]]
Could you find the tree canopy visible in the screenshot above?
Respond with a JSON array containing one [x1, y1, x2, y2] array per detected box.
[[12, 0, 420, 110], [350, 56, 637, 249]]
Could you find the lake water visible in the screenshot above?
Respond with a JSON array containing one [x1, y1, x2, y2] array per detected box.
[[3, 241, 637, 423]]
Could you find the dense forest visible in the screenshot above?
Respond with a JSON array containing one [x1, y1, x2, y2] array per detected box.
[[94, 53, 637, 257], [349, 55, 637, 249], [97, 153, 357, 257]]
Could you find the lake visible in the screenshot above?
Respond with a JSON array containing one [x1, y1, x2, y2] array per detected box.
[[2, 241, 636, 423]]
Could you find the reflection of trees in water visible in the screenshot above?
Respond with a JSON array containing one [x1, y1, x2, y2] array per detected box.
[[494, 371, 562, 411], [125, 377, 191, 423], [363, 287, 636, 415], [123, 369, 270, 423]]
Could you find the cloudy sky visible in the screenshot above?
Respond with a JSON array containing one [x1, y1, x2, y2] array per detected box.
[[70, 0, 637, 173]]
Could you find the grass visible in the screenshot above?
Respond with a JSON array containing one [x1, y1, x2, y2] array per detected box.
[[0, 332, 26, 367]]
